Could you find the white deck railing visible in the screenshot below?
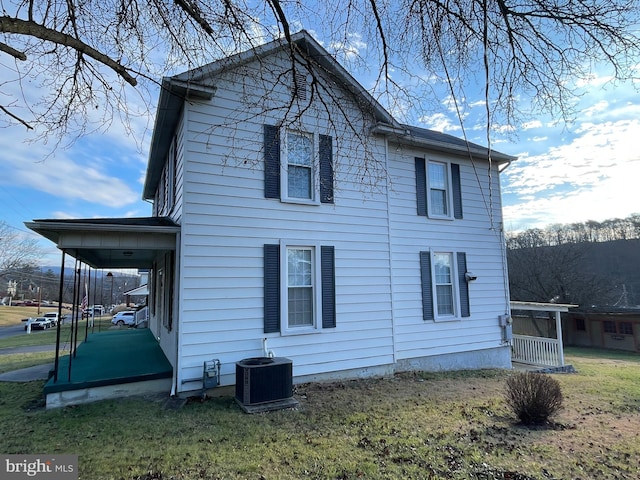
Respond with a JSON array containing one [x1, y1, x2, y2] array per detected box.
[[135, 307, 149, 326], [512, 334, 563, 367]]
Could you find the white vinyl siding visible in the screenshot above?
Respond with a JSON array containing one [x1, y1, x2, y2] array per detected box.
[[389, 143, 510, 361], [174, 48, 394, 390]]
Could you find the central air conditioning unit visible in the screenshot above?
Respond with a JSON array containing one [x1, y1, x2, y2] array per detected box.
[[235, 357, 298, 412]]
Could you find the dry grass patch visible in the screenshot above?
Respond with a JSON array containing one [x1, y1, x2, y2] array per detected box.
[[0, 349, 638, 479]]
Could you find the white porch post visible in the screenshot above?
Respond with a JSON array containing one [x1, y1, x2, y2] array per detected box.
[[555, 310, 565, 366]]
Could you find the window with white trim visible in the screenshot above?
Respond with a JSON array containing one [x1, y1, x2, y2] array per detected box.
[[287, 247, 314, 327], [433, 252, 455, 316], [281, 242, 321, 332], [415, 158, 463, 219], [428, 161, 450, 217], [264, 243, 336, 334], [264, 124, 334, 204], [286, 131, 314, 200], [420, 250, 470, 321]]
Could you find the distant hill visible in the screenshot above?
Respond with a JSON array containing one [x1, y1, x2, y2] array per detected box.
[[507, 238, 640, 307], [585, 239, 640, 307]]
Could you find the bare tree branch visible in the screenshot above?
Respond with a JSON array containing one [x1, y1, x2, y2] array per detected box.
[[0, 0, 637, 153], [0, 105, 33, 129], [0, 16, 137, 86], [0, 41, 26, 60]]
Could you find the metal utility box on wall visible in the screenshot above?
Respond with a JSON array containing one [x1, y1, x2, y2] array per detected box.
[[235, 357, 298, 413]]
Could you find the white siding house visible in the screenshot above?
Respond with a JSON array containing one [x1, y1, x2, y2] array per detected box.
[[142, 31, 516, 395]]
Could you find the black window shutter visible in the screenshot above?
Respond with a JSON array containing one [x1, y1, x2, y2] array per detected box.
[[321, 245, 336, 328], [457, 252, 470, 317], [451, 163, 463, 219], [264, 244, 281, 333], [319, 135, 334, 203], [264, 124, 280, 199], [415, 158, 427, 216], [419, 251, 434, 320]]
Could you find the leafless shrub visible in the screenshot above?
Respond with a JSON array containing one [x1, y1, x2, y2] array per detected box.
[[505, 372, 563, 425]]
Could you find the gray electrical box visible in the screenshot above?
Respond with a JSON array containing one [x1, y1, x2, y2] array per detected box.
[[202, 359, 221, 399], [499, 315, 513, 342]]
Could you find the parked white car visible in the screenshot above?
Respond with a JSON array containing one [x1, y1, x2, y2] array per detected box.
[[42, 312, 59, 326], [111, 311, 136, 326]]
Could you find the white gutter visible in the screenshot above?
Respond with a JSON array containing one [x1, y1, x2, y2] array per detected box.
[[371, 123, 517, 164]]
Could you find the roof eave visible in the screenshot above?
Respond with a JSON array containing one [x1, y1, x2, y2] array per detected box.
[[25, 218, 181, 245], [371, 123, 517, 164], [142, 79, 215, 200]]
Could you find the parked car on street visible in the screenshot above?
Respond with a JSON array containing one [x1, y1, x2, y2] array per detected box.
[[24, 317, 54, 330], [83, 305, 105, 316], [111, 311, 136, 326], [42, 312, 59, 326]]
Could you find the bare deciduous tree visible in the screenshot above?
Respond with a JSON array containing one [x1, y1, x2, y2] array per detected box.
[[505, 215, 640, 305], [0, 0, 638, 147], [0, 221, 42, 273]]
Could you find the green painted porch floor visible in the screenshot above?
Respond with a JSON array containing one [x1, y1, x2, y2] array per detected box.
[[44, 328, 172, 394]]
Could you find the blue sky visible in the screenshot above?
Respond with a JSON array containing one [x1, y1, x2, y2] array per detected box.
[[1, 31, 638, 266]]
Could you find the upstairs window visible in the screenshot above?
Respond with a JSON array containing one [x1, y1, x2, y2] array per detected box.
[[264, 124, 334, 204], [415, 158, 463, 219], [428, 162, 449, 216], [287, 132, 313, 200]]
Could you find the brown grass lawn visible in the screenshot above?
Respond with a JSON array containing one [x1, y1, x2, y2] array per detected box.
[[0, 305, 64, 326], [0, 347, 638, 479]]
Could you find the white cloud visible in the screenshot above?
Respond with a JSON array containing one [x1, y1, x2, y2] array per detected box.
[[522, 120, 543, 130], [502, 118, 640, 229], [0, 128, 140, 209], [418, 112, 462, 132], [582, 100, 609, 117], [329, 32, 367, 60]]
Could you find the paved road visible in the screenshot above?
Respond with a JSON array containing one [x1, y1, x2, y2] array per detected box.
[[0, 323, 52, 339]]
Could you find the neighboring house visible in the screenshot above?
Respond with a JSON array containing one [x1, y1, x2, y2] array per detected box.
[[565, 307, 640, 352], [29, 31, 517, 398]]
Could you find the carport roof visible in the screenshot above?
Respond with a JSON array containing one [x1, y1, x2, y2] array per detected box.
[[25, 217, 180, 269]]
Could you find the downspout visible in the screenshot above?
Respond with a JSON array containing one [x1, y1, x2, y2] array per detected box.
[[496, 161, 513, 344], [171, 231, 181, 397]]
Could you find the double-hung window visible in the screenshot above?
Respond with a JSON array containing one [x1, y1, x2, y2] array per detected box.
[[286, 132, 314, 200], [415, 158, 463, 219], [420, 250, 470, 320], [428, 162, 449, 216], [433, 252, 455, 316], [264, 243, 336, 334], [264, 124, 334, 204], [287, 246, 314, 327]]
